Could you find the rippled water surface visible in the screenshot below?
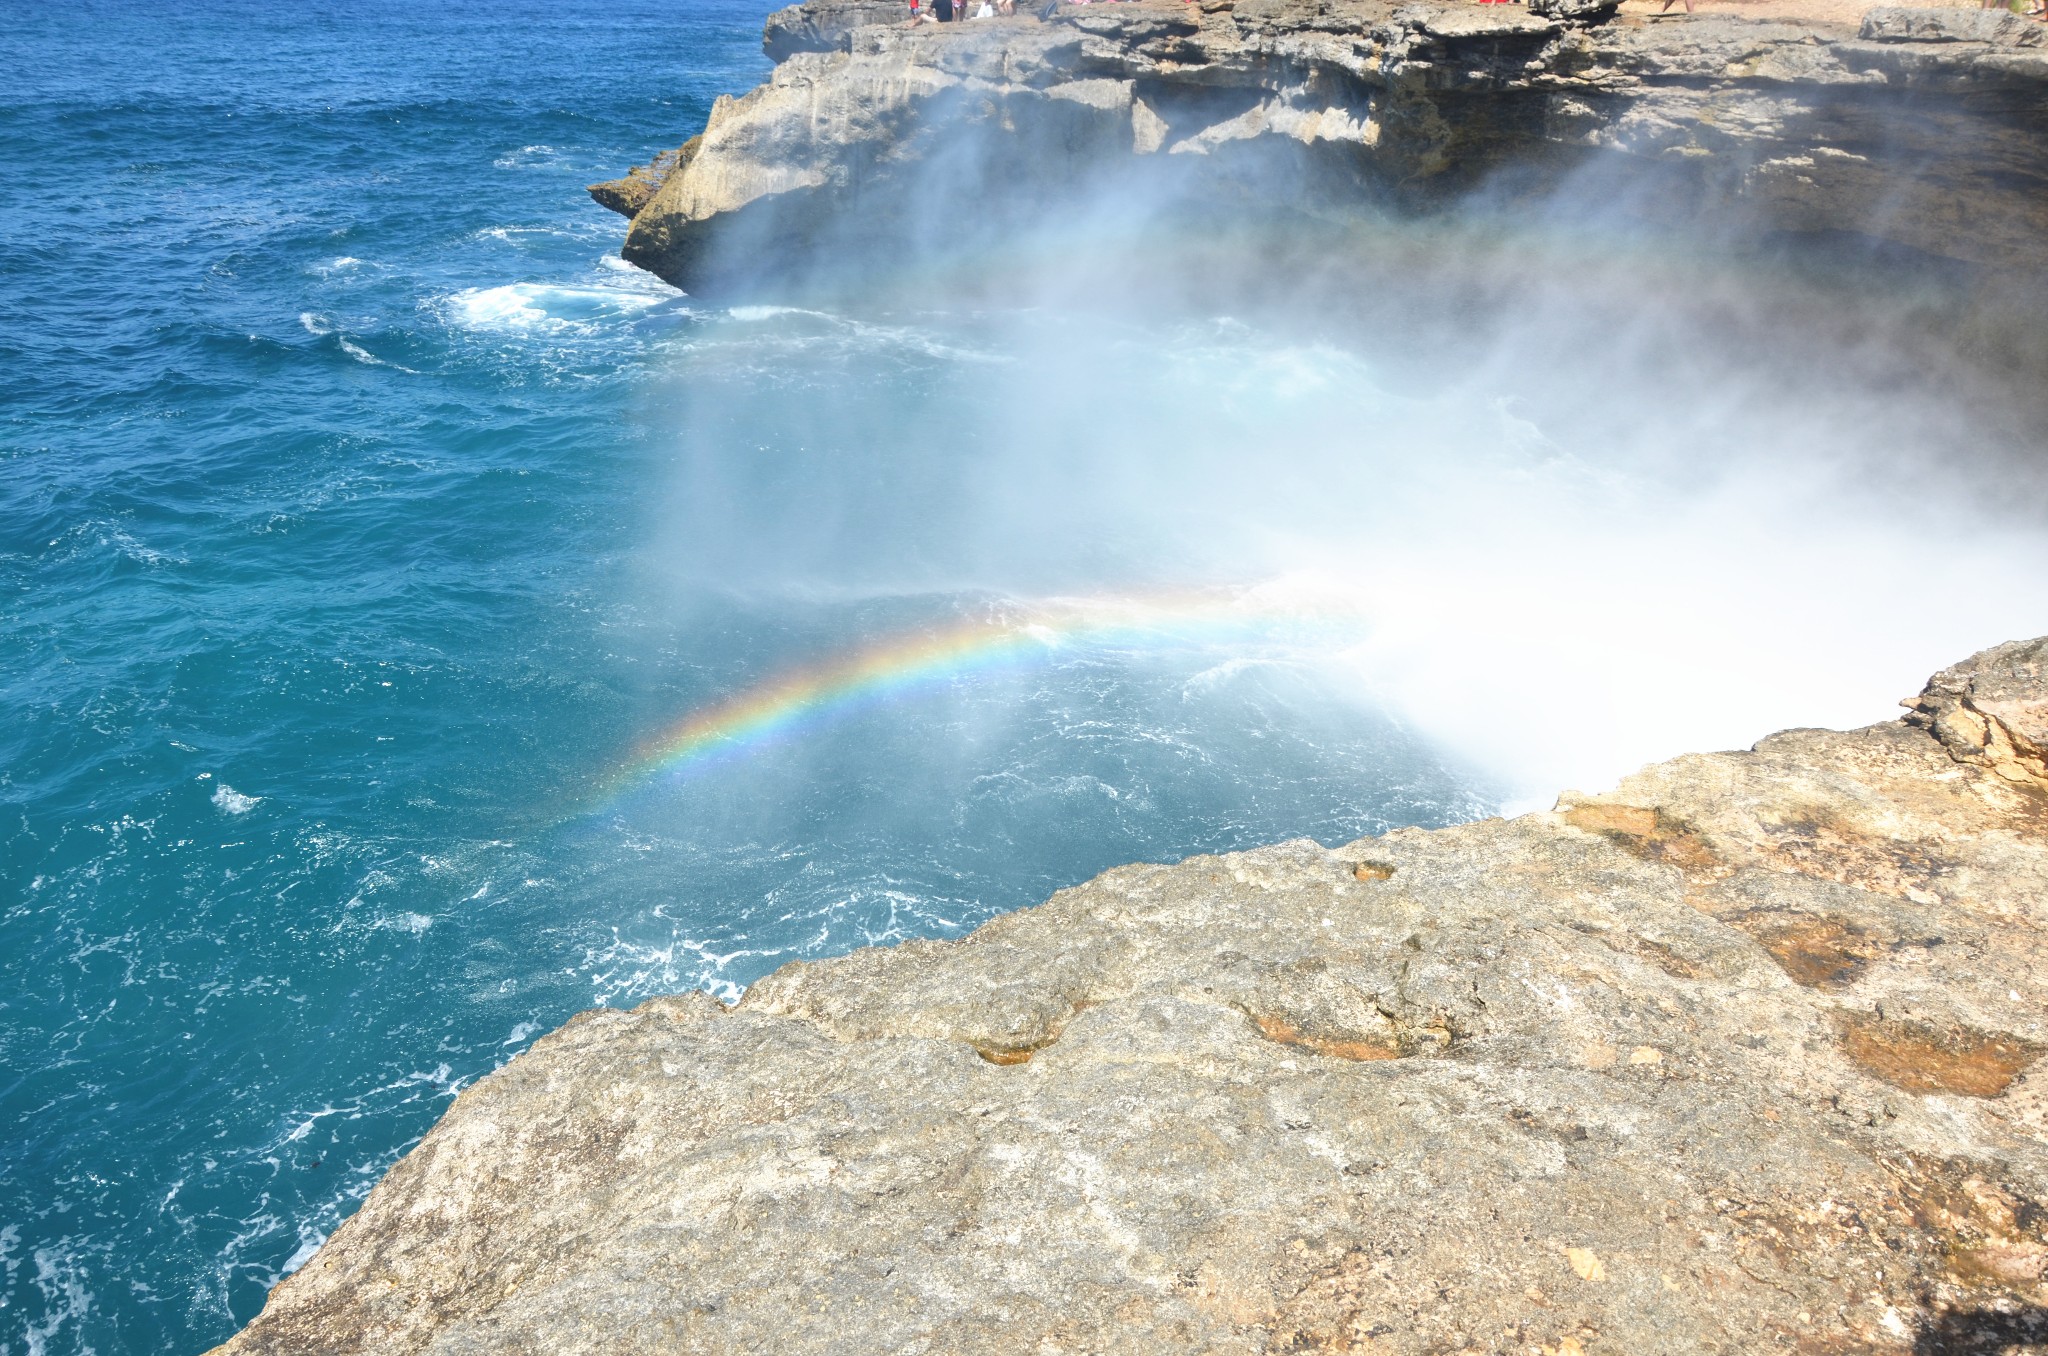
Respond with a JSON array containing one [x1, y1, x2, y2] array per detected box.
[[0, 3, 1505, 1350]]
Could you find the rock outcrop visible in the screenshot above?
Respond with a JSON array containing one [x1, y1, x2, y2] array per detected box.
[[212, 638, 2048, 1353], [591, 0, 2048, 295], [587, 139, 702, 220]]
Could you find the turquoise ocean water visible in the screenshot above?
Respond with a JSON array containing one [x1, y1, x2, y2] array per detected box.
[[1, 3, 1498, 1350]]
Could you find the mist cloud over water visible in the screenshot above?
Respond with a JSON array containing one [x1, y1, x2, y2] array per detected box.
[[647, 215, 2048, 804]]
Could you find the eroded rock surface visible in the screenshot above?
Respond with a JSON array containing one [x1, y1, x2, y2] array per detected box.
[[592, 0, 2048, 293], [213, 638, 2048, 1353]]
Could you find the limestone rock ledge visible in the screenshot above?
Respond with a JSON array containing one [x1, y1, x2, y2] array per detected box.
[[212, 638, 2048, 1353], [596, 0, 2048, 293]]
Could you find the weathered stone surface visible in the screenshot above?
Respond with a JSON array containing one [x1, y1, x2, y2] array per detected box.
[[212, 638, 2048, 1354], [764, 0, 912, 60], [586, 138, 700, 222], [611, 0, 2048, 293], [1527, 0, 1620, 23], [1907, 635, 2048, 787]]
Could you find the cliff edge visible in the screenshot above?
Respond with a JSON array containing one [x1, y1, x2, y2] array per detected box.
[[593, 0, 2048, 294], [211, 637, 2048, 1353]]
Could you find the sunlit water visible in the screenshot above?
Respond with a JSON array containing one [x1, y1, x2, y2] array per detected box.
[[8, 2, 2048, 1353]]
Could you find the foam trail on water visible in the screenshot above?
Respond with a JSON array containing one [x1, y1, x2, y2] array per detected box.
[[447, 281, 674, 334]]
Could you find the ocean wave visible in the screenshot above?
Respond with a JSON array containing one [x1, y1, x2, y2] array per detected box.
[[301, 310, 421, 371], [212, 784, 261, 815], [442, 281, 677, 335], [725, 304, 832, 323], [709, 305, 1007, 365], [1179, 655, 1293, 693], [596, 253, 665, 281], [336, 337, 419, 373], [490, 144, 561, 169], [473, 221, 614, 245], [36, 520, 187, 572]]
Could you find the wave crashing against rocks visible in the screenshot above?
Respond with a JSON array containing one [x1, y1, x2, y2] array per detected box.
[[212, 639, 2048, 1352]]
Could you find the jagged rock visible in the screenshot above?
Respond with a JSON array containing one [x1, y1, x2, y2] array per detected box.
[[1526, 0, 1618, 24], [1906, 635, 2048, 787], [764, 0, 911, 60], [1859, 4, 2046, 43], [608, 0, 2048, 294], [211, 638, 2048, 1354], [586, 138, 700, 221]]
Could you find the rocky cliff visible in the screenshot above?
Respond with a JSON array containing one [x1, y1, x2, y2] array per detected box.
[[590, 0, 2048, 294], [210, 638, 2048, 1353]]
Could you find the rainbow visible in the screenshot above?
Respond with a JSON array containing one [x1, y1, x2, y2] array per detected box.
[[601, 589, 1363, 797]]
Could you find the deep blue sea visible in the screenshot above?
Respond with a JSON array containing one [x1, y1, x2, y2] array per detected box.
[[8, 1, 2048, 1351]]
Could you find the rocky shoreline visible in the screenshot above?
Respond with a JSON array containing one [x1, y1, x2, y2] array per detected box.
[[209, 640, 2048, 1352], [193, 13, 2048, 1348], [591, 0, 2048, 295]]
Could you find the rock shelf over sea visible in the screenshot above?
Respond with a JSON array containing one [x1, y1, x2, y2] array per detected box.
[[211, 635, 2048, 1351], [591, 0, 2048, 293]]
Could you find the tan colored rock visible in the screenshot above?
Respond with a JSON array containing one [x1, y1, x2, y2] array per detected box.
[[1907, 635, 2048, 788], [210, 637, 2048, 1354], [611, 0, 2048, 293], [586, 138, 701, 222]]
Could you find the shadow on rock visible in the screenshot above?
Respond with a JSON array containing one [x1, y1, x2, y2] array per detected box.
[[1916, 1306, 2048, 1354]]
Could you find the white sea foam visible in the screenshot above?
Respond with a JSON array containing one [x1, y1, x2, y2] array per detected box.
[[92, 524, 181, 568], [475, 220, 614, 245], [671, 308, 1004, 372], [279, 1233, 325, 1278], [335, 337, 418, 373], [445, 281, 672, 335], [597, 253, 675, 287], [584, 928, 766, 1006], [22, 1241, 94, 1356], [211, 784, 260, 814], [491, 144, 559, 169], [1180, 655, 1291, 694], [726, 304, 821, 322]]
